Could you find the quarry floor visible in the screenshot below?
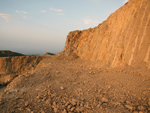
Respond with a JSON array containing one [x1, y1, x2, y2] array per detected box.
[[0, 55, 150, 113]]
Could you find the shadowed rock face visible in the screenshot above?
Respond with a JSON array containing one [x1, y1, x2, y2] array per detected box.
[[44, 52, 55, 55], [62, 0, 150, 69], [0, 55, 43, 85]]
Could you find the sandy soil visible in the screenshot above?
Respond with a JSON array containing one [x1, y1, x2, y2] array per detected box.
[[0, 55, 150, 113]]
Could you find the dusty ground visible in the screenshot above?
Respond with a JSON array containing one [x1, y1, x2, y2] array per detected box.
[[0, 55, 150, 113]]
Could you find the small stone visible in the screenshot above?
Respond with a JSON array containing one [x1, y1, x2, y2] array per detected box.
[[139, 111, 143, 113], [56, 71, 60, 74], [41, 109, 45, 113], [15, 89, 19, 93], [108, 86, 111, 89], [126, 101, 131, 105], [53, 102, 57, 106], [76, 107, 84, 112], [18, 107, 23, 111], [80, 107, 85, 111], [71, 101, 77, 106], [103, 103, 108, 106], [25, 101, 29, 107], [97, 104, 101, 108], [15, 97, 21, 100], [26, 108, 31, 112], [60, 87, 64, 90], [115, 102, 121, 106], [62, 109, 67, 113], [138, 106, 145, 111], [52, 102, 57, 108], [133, 111, 138, 113], [65, 102, 70, 107], [119, 100, 125, 103], [125, 105, 135, 110], [37, 95, 42, 99], [101, 97, 108, 103], [70, 107, 75, 112], [81, 98, 85, 101], [67, 105, 72, 109], [72, 98, 78, 102], [46, 100, 51, 106], [80, 103, 84, 107], [54, 107, 58, 113], [85, 103, 90, 109]]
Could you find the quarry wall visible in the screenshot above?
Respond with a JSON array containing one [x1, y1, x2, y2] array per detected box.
[[62, 0, 150, 69]]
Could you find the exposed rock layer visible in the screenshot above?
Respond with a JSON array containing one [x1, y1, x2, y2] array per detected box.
[[0, 55, 43, 85], [62, 0, 150, 69]]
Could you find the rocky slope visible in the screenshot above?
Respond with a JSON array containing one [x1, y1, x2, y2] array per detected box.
[[0, 55, 150, 113], [62, 0, 150, 69], [0, 51, 24, 57], [0, 55, 44, 86]]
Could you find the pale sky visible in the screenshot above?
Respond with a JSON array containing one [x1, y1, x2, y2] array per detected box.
[[0, 0, 128, 55]]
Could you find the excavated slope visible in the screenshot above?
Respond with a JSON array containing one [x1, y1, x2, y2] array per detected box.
[[62, 0, 150, 69], [0, 55, 44, 85]]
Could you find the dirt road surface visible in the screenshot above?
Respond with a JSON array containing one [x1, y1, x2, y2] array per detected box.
[[0, 55, 150, 113]]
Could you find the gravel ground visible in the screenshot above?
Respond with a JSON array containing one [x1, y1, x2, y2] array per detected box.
[[0, 55, 150, 113]]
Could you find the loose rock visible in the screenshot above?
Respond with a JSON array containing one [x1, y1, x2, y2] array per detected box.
[[126, 101, 131, 105], [60, 87, 64, 90], [70, 101, 77, 106], [138, 106, 145, 111], [133, 111, 138, 113], [101, 97, 108, 103], [67, 105, 72, 109], [62, 109, 67, 113], [25, 101, 29, 107], [125, 105, 135, 111], [70, 107, 75, 112], [53, 107, 58, 113]]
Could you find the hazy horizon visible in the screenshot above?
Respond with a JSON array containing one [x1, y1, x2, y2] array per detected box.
[[0, 0, 128, 55]]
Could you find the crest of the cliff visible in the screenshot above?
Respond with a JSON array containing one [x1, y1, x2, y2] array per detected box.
[[62, 0, 150, 69]]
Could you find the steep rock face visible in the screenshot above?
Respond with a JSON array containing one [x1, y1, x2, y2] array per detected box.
[[62, 0, 150, 68]]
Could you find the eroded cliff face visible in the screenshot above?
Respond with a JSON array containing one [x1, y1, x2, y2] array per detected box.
[[62, 0, 150, 69], [0, 56, 43, 85]]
